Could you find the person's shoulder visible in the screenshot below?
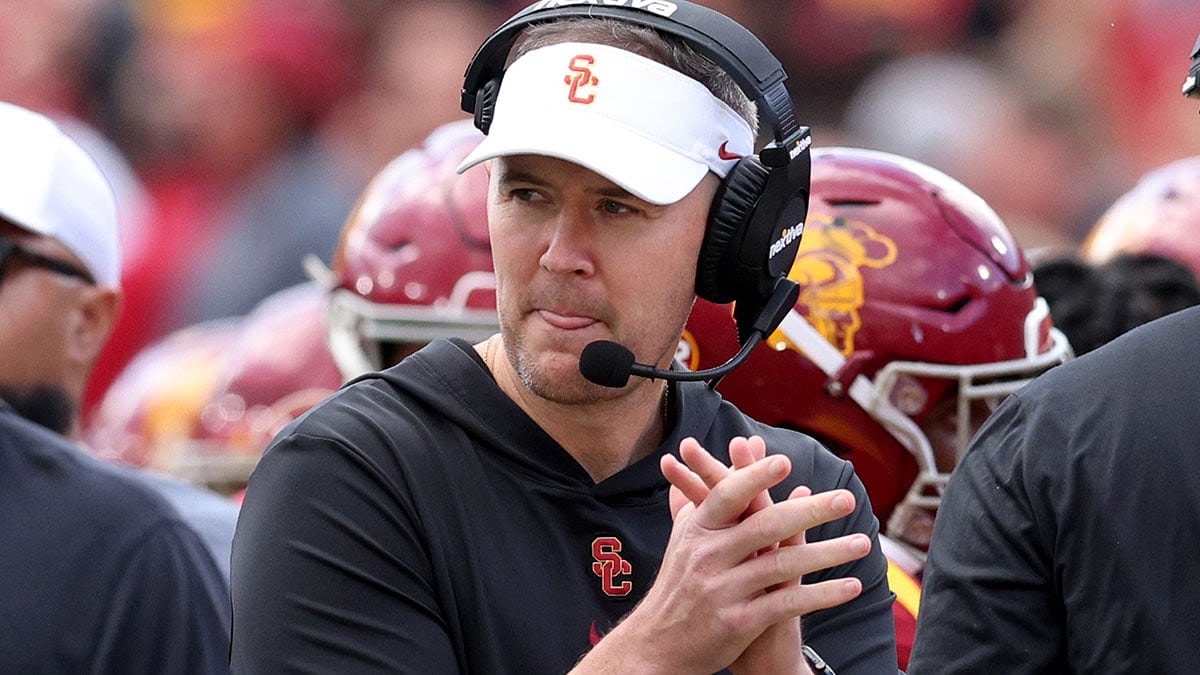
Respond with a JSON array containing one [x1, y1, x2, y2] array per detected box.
[[113, 465, 240, 522], [758, 421, 854, 490], [1023, 304, 1200, 403], [60, 449, 189, 525], [1092, 303, 1200, 359], [1, 409, 202, 542]]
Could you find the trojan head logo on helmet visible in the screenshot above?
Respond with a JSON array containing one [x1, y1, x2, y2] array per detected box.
[[1082, 155, 1200, 280], [782, 213, 898, 356], [325, 119, 499, 380], [683, 147, 1072, 558]]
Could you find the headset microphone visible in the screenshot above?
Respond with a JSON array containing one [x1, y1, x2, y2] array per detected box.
[[580, 332, 763, 388], [579, 278, 800, 389]]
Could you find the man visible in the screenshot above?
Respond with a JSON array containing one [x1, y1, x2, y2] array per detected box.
[[232, 3, 896, 673], [682, 146, 1072, 669], [906, 46, 1200, 672], [0, 100, 231, 671]]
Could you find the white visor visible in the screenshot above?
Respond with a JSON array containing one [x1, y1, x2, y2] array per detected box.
[[457, 42, 755, 205]]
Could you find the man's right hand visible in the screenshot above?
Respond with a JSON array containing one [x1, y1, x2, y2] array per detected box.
[[573, 438, 868, 674]]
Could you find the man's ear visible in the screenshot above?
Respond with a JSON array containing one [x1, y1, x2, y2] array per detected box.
[[66, 286, 121, 369]]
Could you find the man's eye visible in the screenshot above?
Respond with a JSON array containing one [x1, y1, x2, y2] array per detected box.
[[601, 200, 632, 215], [512, 188, 540, 202]]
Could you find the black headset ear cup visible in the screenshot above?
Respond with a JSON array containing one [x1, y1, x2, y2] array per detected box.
[[696, 158, 770, 303], [474, 79, 500, 134]]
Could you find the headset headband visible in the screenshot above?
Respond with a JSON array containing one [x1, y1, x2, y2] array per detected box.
[[1186, 32, 1200, 100], [460, 0, 800, 145]]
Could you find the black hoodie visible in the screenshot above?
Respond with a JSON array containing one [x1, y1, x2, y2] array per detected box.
[[232, 338, 897, 674]]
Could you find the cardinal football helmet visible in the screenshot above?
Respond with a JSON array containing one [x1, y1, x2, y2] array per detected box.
[[324, 119, 498, 380], [683, 147, 1072, 554], [85, 317, 241, 476], [1081, 155, 1200, 279], [192, 280, 344, 492]]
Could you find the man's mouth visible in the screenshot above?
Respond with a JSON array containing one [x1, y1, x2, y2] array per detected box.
[[536, 309, 598, 330]]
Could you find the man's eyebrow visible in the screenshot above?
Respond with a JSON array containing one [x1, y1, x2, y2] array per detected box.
[[495, 168, 549, 187], [595, 185, 638, 201], [495, 167, 640, 201]]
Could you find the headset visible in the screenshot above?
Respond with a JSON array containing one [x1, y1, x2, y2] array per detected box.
[[1185, 31, 1200, 100], [460, 0, 811, 340]]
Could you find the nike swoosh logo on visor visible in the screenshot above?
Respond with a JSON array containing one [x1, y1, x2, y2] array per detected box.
[[718, 141, 743, 161]]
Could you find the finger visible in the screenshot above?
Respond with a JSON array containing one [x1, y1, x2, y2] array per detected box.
[[691, 455, 792, 530], [745, 576, 865, 627], [744, 435, 768, 466], [726, 437, 775, 519], [662, 453, 710, 511], [668, 486, 698, 522], [782, 485, 813, 547], [679, 437, 735, 489], [734, 534, 873, 591], [728, 436, 755, 470], [736, 489, 857, 553]]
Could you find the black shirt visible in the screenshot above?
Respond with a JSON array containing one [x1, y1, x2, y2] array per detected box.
[[910, 306, 1200, 673], [0, 404, 232, 674], [232, 338, 897, 673]]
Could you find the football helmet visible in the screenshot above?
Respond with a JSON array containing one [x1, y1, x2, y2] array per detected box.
[[84, 317, 241, 475], [325, 119, 498, 380], [682, 147, 1072, 555], [191, 280, 344, 492], [1081, 155, 1200, 278]]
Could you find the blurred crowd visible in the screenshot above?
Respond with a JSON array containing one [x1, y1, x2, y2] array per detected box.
[[4, 0, 1196, 424]]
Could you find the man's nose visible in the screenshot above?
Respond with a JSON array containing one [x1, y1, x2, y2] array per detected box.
[[539, 207, 596, 277]]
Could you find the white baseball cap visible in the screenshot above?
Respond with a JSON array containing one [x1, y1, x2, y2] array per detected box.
[[0, 101, 120, 287], [457, 42, 755, 205]]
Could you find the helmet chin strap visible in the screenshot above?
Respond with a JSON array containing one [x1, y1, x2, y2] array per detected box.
[[775, 309, 940, 476], [774, 308, 943, 550]]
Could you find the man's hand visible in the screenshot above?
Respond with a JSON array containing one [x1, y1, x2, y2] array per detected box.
[[577, 437, 867, 674], [662, 436, 870, 674]]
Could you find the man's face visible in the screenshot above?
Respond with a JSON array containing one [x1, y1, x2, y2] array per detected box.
[[487, 154, 717, 403], [0, 223, 86, 402]]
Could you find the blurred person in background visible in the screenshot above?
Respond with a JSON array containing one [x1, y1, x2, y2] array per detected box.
[[102, 0, 362, 339], [994, 0, 1200, 245], [1082, 154, 1200, 280], [841, 52, 1090, 255], [1025, 152, 1200, 355], [771, 0, 1017, 132], [321, 0, 501, 187], [683, 146, 1072, 670], [0, 0, 157, 416], [1033, 252, 1200, 356], [1002, 0, 1200, 179], [0, 100, 230, 673]]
